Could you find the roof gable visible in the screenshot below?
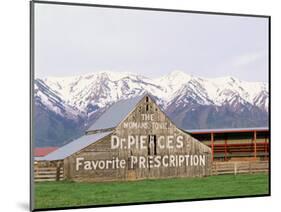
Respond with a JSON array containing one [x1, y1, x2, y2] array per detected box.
[[86, 94, 145, 133]]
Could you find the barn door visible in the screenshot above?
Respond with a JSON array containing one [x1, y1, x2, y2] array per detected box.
[[127, 150, 137, 180], [147, 135, 157, 175], [148, 135, 157, 156]]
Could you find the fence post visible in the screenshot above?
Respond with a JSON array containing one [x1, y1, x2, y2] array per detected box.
[[56, 164, 61, 181], [211, 132, 214, 161], [215, 162, 218, 175], [234, 162, 237, 175], [249, 161, 252, 174], [254, 131, 257, 159]]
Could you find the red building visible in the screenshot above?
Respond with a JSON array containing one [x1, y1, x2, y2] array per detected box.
[[186, 127, 269, 161], [34, 147, 58, 157]]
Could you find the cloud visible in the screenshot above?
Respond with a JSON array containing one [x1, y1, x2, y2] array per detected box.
[[231, 51, 266, 67]]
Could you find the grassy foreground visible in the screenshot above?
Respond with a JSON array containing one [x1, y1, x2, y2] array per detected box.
[[35, 173, 269, 209]]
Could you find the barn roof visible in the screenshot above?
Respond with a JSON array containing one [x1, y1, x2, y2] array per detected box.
[[86, 94, 145, 132], [185, 127, 269, 134], [36, 131, 112, 161]]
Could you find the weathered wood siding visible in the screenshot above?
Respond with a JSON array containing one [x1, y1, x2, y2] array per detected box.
[[64, 95, 212, 182]]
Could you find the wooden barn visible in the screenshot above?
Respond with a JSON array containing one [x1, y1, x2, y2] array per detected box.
[[36, 94, 212, 182]]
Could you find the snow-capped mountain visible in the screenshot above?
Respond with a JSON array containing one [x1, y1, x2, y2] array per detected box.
[[34, 70, 269, 147], [35, 79, 81, 119], [37, 70, 268, 114]]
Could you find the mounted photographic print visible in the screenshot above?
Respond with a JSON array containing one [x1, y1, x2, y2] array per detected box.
[[30, 1, 270, 211]]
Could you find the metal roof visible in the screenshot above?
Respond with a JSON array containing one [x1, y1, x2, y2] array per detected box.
[[185, 127, 269, 134], [86, 95, 145, 132], [36, 131, 112, 161]]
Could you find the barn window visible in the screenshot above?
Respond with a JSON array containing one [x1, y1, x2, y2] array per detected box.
[[146, 104, 149, 111], [153, 136, 157, 155], [146, 96, 149, 102]]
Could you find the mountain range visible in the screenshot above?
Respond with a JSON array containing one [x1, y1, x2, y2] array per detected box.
[[34, 70, 269, 147]]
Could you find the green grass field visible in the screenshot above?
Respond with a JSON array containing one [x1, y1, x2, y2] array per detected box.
[[35, 173, 269, 209]]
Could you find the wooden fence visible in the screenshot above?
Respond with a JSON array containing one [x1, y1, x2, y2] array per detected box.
[[212, 160, 268, 175], [34, 166, 64, 182], [34, 161, 268, 182]]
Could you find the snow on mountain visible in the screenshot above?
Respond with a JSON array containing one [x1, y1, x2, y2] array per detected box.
[[34, 79, 80, 120], [35, 70, 269, 119], [204, 76, 268, 106], [253, 90, 269, 112], [41, 71, 164, 114], [154, 70, 192, 100], [157, 72, 268, 110]]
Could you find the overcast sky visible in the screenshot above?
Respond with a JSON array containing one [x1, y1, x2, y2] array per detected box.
[[34, 3, 269, 82]]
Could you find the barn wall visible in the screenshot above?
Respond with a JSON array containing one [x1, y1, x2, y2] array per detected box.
[[64, 96, 212, 182]]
